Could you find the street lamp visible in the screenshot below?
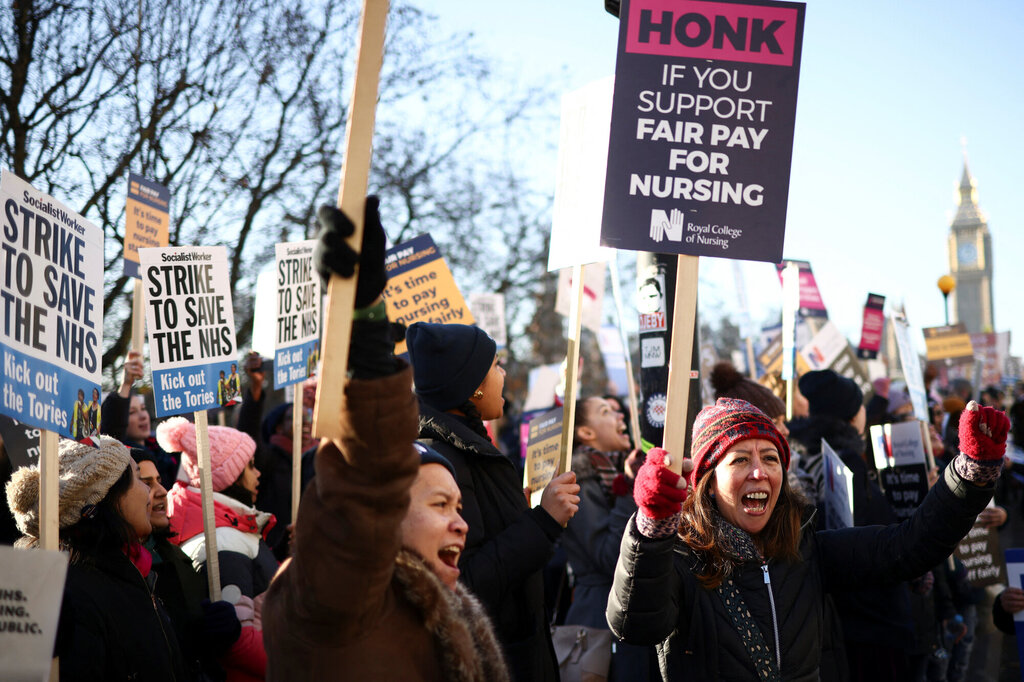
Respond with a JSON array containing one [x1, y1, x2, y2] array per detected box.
[[937, 275, 955, 326]]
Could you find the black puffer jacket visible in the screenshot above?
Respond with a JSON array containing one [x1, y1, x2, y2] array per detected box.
[[418, 401, 561, 682], [607, 465, 993, 682], [56, 547, 187, 681]]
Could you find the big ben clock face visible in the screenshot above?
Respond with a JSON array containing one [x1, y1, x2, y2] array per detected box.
[[958, 242, 977, 266]]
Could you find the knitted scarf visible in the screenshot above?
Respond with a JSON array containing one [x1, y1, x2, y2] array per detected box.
[[713, 513, 780, 682], [573, 445, 623, 505]]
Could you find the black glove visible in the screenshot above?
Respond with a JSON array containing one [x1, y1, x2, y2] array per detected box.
[[200, 598, 242, 656], [313, 196, 387, 308]]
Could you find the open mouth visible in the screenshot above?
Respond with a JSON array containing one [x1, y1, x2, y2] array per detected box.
[[438, 545, 462, 569], [151, 503, 167, 515], [742, 492, 769, 514]]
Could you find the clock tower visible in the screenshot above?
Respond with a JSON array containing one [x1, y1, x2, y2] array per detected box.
[[947, 155, 994, 333]]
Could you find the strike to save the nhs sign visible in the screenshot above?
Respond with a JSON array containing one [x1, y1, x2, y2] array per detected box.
[[601, 0, 805, 263]]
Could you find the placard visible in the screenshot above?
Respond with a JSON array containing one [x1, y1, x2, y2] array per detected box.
[[0, 171, 103, 440], [856, 293, 885, 360], [467, 293, 507, 351], [0, 415, 41, 470], [140, 246, 239, 416], [0, 545, 68, 682], [1005, 547, 1024, 666], [524, 407, 564, 508], [600, 0, 805, 262], [870, 421, 929, 521], [775, 259, 828, 319], [821, 439, 854, 530], [272, 240, 320, 389], [555, 263, 606, 333], [923, 323, 975, 365], [123, 173, 170, 278], [380, 234, 474, 356], [890, 314, 929, 422], [955, 516, 1005, 588]]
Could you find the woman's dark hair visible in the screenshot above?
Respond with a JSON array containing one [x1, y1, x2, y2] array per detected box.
[[680, 468, 805, 590], [220, 463, 257, 508], [454, 399, 491, 441], [572, 397, 598, 450], [61, 465, 138, 565]]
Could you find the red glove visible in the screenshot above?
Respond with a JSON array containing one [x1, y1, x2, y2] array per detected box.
[[958, 400, 1010, 462], [633, 448, 687, 519]]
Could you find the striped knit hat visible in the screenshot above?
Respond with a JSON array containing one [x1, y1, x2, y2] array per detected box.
[[689, 398, 790, 486]]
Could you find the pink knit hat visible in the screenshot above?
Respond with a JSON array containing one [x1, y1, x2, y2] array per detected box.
[[156, 417, 256, 491]]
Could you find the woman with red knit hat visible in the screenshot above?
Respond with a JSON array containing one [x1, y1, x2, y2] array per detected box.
[[160, 419, 277, 682], [607, 397, 1009, 681]]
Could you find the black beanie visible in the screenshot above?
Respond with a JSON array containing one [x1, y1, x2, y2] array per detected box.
[[799, 369, 863, 422], [414, 441, 457, 481], [406, 322, 496, 411]]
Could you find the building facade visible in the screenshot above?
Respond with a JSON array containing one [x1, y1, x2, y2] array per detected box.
[[947, 158, 994, 334]]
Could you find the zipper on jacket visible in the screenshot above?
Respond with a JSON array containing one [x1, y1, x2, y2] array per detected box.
[[131, 560, 179, 682], [761, 562, 781, 671]]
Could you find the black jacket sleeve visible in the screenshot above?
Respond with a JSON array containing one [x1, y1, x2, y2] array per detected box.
[[818, 464, 994, 593]]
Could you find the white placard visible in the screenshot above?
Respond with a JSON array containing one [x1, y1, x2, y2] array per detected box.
[[547, 76, 616, 272], [0, 546, 68, 682], [555, 263, 606, 333], [273, 240, 320, 389], [821, 439, 854, 530], [468, 292, 507, 350], [0, 171, 103, 440], [140, 245, 239, 416]]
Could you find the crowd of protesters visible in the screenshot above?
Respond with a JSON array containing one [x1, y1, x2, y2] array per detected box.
[[4, 198, 1024, 682]]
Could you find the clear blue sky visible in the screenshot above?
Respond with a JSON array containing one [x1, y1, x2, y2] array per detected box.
[[427, 1, 1024, 359]]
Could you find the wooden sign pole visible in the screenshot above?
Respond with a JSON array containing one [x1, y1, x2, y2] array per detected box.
[[38, 430, 59, 551], [557, 263, 587, 476], [312, 0, 389, 440], [662, 255, 699, 474], [291, 395, 302, 525], [194, 411, 221, 601], [609, 253, 642, 449]]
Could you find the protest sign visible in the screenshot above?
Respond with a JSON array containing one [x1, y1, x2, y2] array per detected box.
[[523, 363, 561, 412], [548, 77, 616, 272], [775, 259, 827, 318], [249, 264, 277, 357], [0, 545, 68, 682], [970, 331, 1010, 388], [0, 415, 40, 470], [524, 407, 563, 508], [123, 173, 170, 279], [607, 251, 642, 443], [870, 421, 929, 521], [600, 0, 805, 262], [381, 234, 474, 356], [857, 293, 885, 360], [955, 514, 1005, 588], [800, 320, 872, 399], [313, 0, 388, 440], [821, 439, 854, 530], [923, 323, 975, 365], [140, 246, 239, 416], [599, 324, 630, 397], [0, 171, 103, 441], [890, 313, 929, 422], [468, 293, 507, 352], [1005, 548, 1024, 666], [272, 240, 320, 389], [555, 263, 606, 333]]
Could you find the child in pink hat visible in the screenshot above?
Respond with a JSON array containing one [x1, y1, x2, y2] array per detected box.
[[159, 417, 276, 682]]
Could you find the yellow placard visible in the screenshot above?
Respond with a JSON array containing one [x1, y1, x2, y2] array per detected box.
[[124, 173, 170, 278]]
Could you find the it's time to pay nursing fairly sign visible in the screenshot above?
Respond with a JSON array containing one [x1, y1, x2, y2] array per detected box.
[[601, 0, 805, 263]]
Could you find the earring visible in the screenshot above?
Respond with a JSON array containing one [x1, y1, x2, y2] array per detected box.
[[473, 390, 484, 400]]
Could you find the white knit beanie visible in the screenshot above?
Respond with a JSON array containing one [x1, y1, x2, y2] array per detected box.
[[5, 435, 132, 539]]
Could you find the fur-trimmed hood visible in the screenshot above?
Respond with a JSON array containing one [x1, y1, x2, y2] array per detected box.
[[417, 401, 502, 459], [394, 549, 510, 682]]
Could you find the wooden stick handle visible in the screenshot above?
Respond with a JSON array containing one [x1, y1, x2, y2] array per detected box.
[[194, 410, 221, 601], [609, 254, 642, 449], [558, 263, 586, 476], [291, 394, 303, 525], [39, 429, 59, 551], [662, 255, 699, 474], [312, 0, 389, 440]]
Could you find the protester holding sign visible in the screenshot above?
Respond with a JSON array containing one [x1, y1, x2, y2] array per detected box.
[[101, 349, 181, 488], [159, 419, 275, 681], [262, 198, 510, 681], [561, 396, 651, 680], [406, 320, 579, 681], [131, 447, 243, 680], [6, 436, 188, 680], [608, 399, 1008, 681]]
